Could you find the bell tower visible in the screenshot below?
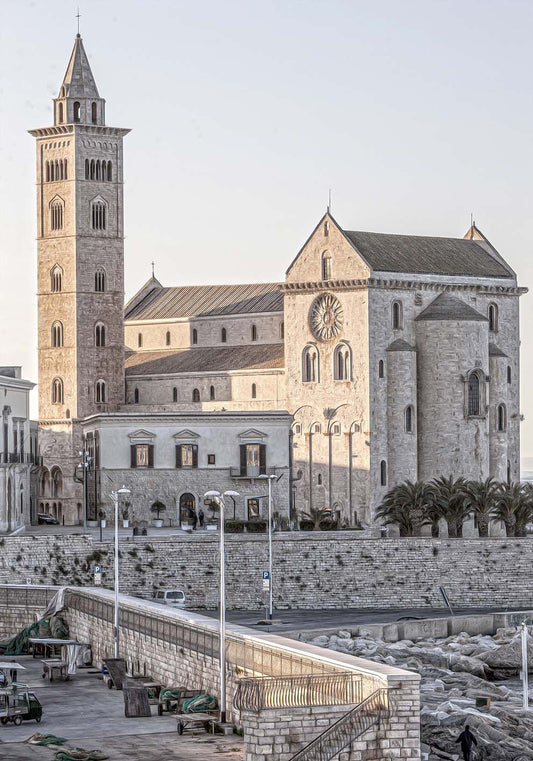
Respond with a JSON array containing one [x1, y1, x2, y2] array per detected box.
[[29, 35, 130, 524]]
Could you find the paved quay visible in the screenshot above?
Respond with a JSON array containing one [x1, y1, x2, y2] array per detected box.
[[0, 657, 243, 761]]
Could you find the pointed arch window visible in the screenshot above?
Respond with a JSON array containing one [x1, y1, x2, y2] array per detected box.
[[51, 321, 64, 347], [392, 300, 403, 330], [488, 303, 498, 332], [63, 159, 67, 179], [192, 388, 200, 402], [405, 405, 414, 433], [251, 324, 257, 341], [96, 161, 101, 181], [73, 101, 81, 122], [95, 322, 106, 347], [91, 198, 107, 230], [322, 252, 332, 281], [173, 387, 178, 402], [221, 327, 227, 343], [85, 159, 90, 179], [333, 343, 351, 381], [166, 331, 171, 346], [302, 345, 319, 383], [380, 460, 387, 486], [192, 329, 198, 345], [497, 403, 507, 432], [90, 160, 95, 180], [210, 385, 215, 401], [507, 365, 512, 384], [95, 380, 106, 404], [107, 161, 112, 181], [134, 387, 139, 404], [51, 378, 64, 404], [467, 371, 482, 417], [95, 267, 106, 292], [378, 359, 385, 378], [50, 197, 64, 231], [46, 162, 50, 182], [58, 103, 64, 124], [91, 102, 97, 124], [50, 265, 63, 293]]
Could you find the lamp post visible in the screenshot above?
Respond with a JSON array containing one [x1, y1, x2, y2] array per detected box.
[[111, 485, 130, 658], [204, 489, 239, 725], [258, 473, 277, 621], [78, 449, 93, 530]]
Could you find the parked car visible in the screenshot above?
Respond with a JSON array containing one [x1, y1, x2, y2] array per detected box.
[[153, 589, 186, 609], [37, 514, 59, 525]]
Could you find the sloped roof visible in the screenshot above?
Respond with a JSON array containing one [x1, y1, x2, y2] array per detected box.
[[489, 344, 508, 358], [386, 339, 416, 352], [342, 230, 513, 279], [415, 293, 488, 322], [125, 344, 285, 376], [60, 35, 100, 98], [125, 283, 283, 321]]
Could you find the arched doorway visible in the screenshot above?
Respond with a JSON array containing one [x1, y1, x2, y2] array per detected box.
[[179, 493, 196, 524]]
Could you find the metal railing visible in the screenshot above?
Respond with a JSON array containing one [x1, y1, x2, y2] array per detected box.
[[290, 688, 389, 761], [234, 672, 363, 711], [0, 585, 58, 609]]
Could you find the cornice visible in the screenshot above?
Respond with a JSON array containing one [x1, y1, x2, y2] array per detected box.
[[281, 278, 527, 296], [29, 125, 130, 138]]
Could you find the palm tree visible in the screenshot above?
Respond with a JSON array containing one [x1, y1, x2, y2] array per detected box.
[[493, 482, 529, 537], [431, 476, 469, 538], [376, 481, 433, 537], [463, 478, 499, 538]]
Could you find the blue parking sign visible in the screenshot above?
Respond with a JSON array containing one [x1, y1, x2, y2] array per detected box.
[[262, 571, 270, 580]]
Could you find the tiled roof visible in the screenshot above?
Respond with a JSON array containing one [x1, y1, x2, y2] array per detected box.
[[343, 230, 513, 279], [125, 344, 285, 376], [125, 283, 283, 321], [415, 293, 487, 322]]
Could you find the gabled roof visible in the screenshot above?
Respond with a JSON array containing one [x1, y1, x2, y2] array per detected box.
[[125, 282, 283, 321], [342, 230, 514, 279], [59, 35, 100, 98], [415, 293, 487, 322], [125, 344, 285, 376]]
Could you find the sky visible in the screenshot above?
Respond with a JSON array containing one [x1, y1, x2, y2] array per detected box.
[[1, 0, 533, 453]]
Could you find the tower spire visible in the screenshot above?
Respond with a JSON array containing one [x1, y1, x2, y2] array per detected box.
[[53, 35, 105, 126]]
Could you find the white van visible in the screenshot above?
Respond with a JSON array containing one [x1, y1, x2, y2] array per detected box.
[[153, 589, 186, 608]]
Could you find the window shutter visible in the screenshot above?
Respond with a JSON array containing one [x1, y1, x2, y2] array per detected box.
[[259, 444, 267, 475], [240, 445, 247, 476], [130, 445, 136, 468], [192, 445, 198, 468], [148, 445, 154, 468], [175, 445, 182, 468]]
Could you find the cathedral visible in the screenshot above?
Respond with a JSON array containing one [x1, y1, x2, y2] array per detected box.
[[32, 36, 525, 529]]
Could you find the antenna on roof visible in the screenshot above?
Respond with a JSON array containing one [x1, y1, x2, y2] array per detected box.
[[327, 188, 332, 214], [151, 261, 155, 278]]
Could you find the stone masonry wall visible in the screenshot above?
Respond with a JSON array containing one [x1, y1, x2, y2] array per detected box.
[[1, 533, 533, 611]]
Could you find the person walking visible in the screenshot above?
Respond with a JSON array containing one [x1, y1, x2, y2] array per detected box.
[[198, 509, 205, 529], [455, 725, 478, 761], [192, 511, 198, 530]]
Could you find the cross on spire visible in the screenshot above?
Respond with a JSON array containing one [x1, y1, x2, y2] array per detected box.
[[76, 7, 81, 36], [151, 261, 155, 278]]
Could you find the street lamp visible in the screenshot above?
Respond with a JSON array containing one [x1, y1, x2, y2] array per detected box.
[[77, 449, 93, 530], [204, 489, 239, 725], [111, 485, 130, 658], [258, 474, 277, 621]]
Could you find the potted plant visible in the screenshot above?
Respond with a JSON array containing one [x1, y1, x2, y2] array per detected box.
[[206, 499, 219, 531], [122, 501, 131, 529], [150, 500, 166, 528], [98, 508, 106, 529]]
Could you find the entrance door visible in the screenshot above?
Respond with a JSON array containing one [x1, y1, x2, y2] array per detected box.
[[179, 493, 196, 524]]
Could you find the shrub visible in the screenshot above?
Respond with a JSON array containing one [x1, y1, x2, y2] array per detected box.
[[299, 520, 315, 531], [319, 519, 338, 531], [246, 520, 267, 533], [225, 520, 245, 533]]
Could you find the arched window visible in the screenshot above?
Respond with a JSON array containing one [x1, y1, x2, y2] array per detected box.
[[50, 264, 62, 292], [280, 322, 284, 339], [166, 331, 171, 346], [91, 199, 106, 230], [134, 387, 139, 404], [85, 159, 90, 180], [51, 467, 62, 498], [380, 460, 387, 486], [251, 324, 257, 341], [46, 161, 50, 182], [95, 322, 106, 347], [58, 102, 64, 123], [507, 460, 511, 484], [317, 473, 322, 485], [405, 405, 414, 433], [392, 301, 403, 330], [51, 321, 64, 347], [94, 267, 106, 292], [90, 159, 95, 180], [192, 388, 200, 402], [488, 303, 498, 332], [467, 372, 481, 416], [138, 333, 143, 348], [378, 359, 384, 378], [91, 102, 97, 124], [497, 403, 507, 432], [58, 160, 63, 180], [50, 198, 64, 231], [173, 387, 178, 402], [51, 377, 64, 404], [210, 385, 215, 400], [221, 328, 227, 343], [251, 383, 257, 399], [192, 329, 198, 345], [507, 365, 512, 384], [302, 346, 318, 383], [73, 101, 81, 122], [333, 344, 351, 381], [95, 380, 106, 404], [95, 160, 101, 181], [107, 161, 112, 181], [63, 159, 67, 179], [322, 252, 332, 281]]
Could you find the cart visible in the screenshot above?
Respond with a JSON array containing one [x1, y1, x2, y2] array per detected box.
[[175, 712, 218, 735], [41, 659, 69, 681], [0, 684, 42, 726]]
